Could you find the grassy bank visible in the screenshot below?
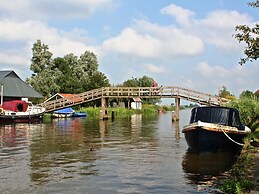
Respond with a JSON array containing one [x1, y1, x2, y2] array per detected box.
[[78, 104, 175, 117], [219, 130, 259, 193]]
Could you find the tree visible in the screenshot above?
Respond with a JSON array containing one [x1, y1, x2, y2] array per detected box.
[[27, 40, 110, 97], [27, 40, 60, 97], [218, 86, 236, 100], [239, 90, 255, 99], [234, 1, 259, 65], [122, 76, 161, 104]]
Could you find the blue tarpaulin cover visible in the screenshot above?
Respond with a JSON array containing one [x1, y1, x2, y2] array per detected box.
[[54, 107, 74, 114]]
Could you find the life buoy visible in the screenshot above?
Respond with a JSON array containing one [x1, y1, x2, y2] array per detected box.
[[0, 108, 4, 114]]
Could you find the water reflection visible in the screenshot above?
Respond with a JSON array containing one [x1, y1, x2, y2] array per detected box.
[[182, 150, 238, 185], [29, 117, 99, 184], [0, 111, 241, 193]]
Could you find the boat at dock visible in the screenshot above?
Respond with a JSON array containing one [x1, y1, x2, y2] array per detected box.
[[0, 100, 45, 123], [52, 107, 87, 118], [182, 106, 251, 153]]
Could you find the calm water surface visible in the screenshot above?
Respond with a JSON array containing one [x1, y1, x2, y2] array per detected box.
[[0, 110, 237, 193]]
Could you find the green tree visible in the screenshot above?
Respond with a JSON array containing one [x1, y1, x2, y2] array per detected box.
[[27, 40, 60, 97], [228, 97, 259, 131], [219, 86, 236, 101], [27, 40, 110, 97], [122, 76, 161, 104], [239, 90, 255, 99], [78, 51, 110, 91], [234, 0, 259, 65]]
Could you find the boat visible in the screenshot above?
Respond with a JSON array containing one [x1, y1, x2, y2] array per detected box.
[[52, 107, 87, 118], [0, 100, 45, 123], [182, 106, 251, 153], [72, 112, 87, 117]]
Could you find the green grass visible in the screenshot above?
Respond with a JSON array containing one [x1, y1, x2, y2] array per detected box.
[[78, 104, 174, 118]]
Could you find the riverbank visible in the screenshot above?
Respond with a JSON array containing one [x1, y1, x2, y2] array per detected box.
[[251, 148, 259, 193]]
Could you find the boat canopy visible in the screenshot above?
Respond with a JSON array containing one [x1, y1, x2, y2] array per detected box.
[[54, 107, 74, 114], [1, 100, 29, 112], [190, 106, 245, 130]]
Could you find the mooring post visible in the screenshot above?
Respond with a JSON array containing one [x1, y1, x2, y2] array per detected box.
[[101, 97, 108, 120], [174, 97, 180, 121]]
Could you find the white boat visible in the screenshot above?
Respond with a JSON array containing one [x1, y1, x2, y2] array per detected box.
[[0, 100, 45, 123]]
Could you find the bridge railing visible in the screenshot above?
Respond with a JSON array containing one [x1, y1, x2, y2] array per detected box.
[[40, 88, 104, 112], [102, 86, 229, 106], [40, 86, 230, 112]]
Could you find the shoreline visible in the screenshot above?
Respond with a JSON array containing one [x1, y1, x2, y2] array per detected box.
[[251, 148, 259, 193]]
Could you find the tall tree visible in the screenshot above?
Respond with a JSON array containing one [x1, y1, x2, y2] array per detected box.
[[27, 40, 60, 97], [122, 76, 161, 104], [27, 40, 110, 97], [218, 86, 236, 100], [234, 0, 259, 65]]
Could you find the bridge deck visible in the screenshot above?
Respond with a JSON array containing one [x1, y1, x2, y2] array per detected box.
[[40, 86, 229, 113]]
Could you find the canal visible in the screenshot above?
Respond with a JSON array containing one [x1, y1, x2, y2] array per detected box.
[[0, 109, 237, 193]]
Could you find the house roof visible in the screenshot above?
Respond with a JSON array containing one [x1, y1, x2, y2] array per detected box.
[[255, 90, 259, 95], [44, 93, 80, 103], [132, 97, 142, 102], [0, 70, 43, 98]]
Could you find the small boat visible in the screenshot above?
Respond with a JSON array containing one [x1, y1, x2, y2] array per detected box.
[[182, 106, 251, 153], [52, 107, 74, 118], [72, 112, 87, 117], [0, 100, 45, 123], [52, 107, 87, 118]]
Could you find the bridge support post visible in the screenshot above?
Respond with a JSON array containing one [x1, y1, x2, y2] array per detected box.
[[174, 97, 180, 121], [100, 97, 109, 120]]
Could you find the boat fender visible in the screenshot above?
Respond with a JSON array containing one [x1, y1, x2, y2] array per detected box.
[[0, 108, 4, 114]]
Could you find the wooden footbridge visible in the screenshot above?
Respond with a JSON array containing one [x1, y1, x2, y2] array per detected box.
[[39, 86, 229, 119]]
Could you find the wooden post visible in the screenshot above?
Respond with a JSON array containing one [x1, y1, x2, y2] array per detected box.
[[174, 97, 180, 121], [101, 97, 108, 120]]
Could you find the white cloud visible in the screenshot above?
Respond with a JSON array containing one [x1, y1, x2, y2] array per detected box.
[[101, 20, 204, 58], [0, 0, 116, 20], [194, 10, 253, 50], [161, 4, 195, 26], [0, 19, 95, 66], [0, 52, 28, 66], [197, 62, 229, 77], [144, 64, 165, 73], [102, 28, 161, 58]]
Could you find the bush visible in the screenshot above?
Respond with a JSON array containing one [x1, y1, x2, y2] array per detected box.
[[228, 96, 259, 131]]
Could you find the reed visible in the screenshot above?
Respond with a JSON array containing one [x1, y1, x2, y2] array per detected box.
[[78, 105, 169, 118]]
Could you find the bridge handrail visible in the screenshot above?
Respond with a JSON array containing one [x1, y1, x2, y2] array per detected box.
[[39, 86, 230, 112]]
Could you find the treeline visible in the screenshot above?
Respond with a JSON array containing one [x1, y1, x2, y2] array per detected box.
[[26, 40, 158, 99], [26, 40, 110, 97]]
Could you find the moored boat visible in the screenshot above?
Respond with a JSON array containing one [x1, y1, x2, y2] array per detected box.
[[52, 107, 74, 118], [52, 107, 87, 118], [0, 100, 45, 123], [182, 106, 251, 153]]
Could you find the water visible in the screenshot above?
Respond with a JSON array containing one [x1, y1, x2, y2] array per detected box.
[[0, 110, 237, 193]]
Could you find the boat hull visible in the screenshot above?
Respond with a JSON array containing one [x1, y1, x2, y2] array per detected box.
[[0, 113, 43, 124], [182, 121, 250, 153], [184, 127, 246, 153]]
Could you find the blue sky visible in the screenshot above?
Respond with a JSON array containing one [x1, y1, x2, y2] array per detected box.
[[0, 0, 258, 99]]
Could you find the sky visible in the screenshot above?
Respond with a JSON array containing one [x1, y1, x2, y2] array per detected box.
[[0, 0, 258, 100]]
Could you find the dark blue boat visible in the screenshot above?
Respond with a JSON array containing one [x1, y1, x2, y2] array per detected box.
[[73, 112, 87, 117], [182, 106, 251, 153]]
